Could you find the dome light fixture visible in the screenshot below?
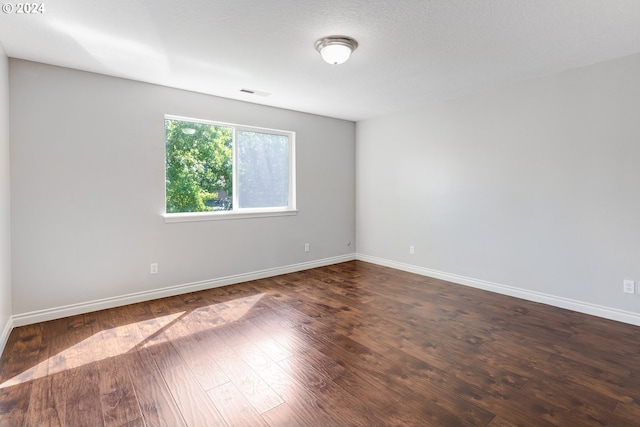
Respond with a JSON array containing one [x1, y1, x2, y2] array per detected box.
[[314, 36, 358, 65]]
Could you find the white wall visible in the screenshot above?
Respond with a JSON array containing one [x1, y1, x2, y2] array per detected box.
[[10, 59, 355, 318], [357, 52, 640, 320], [0, 45, 11, 348]]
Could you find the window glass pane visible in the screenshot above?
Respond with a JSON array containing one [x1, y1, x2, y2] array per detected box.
[[237, 130, 290, 209], [165, 119, 233, 213]]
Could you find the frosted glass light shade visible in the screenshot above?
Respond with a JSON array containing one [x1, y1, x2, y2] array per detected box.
[[320, 44, 352, 65], [315, 36, 358, 65]]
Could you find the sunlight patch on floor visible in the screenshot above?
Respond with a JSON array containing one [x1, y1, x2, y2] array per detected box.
[[0, 293, 265, 388]]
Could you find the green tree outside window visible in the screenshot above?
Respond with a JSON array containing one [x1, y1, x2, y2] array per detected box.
[[165, 119, 233, 213]]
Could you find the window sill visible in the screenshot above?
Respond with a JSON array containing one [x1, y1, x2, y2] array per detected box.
[[163, 209, 298, 223]]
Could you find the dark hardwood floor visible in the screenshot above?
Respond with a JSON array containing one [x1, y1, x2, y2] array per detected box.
[[1, 260, 640, 426]]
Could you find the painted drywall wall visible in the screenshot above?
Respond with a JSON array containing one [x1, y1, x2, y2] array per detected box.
[[357, 52, 640, 316], [10, 59, 355, 316], [0, 45, 11, 348]]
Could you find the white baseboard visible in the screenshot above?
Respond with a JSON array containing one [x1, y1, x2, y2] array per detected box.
[[10, 254, 356, 329], [0, 316, 13, 356], [7, 251, 636, 356], [357, 254, 640, 327]]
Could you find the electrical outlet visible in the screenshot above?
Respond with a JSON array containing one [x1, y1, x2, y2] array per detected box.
[[409, 245, 415, 255], [150, 263, 158, 275], [623, 280, 635, 294], [304, 243, 310, 252]]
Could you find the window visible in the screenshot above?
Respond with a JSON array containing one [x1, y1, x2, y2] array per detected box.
[[164, 115, 296, 221]]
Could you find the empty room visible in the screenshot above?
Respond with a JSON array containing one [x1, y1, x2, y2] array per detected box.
[[1, 1, 640, 426]]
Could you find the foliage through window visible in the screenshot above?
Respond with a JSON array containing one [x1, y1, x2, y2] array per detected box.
[[165, 116, 295, 216]]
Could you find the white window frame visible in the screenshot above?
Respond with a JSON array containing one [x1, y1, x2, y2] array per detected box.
[[163, 115, 297, 223]]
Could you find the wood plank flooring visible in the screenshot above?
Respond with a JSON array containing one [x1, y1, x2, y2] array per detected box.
[[1, 260, 640, 426]]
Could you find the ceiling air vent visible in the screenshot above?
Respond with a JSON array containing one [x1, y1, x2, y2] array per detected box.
[[240, 88, 271, 97]]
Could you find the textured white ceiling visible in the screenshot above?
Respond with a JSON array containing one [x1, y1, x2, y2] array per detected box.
[[1, 0, 640, 121]]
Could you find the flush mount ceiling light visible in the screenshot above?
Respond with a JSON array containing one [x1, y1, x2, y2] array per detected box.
[[314, 36, 358, 65]]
